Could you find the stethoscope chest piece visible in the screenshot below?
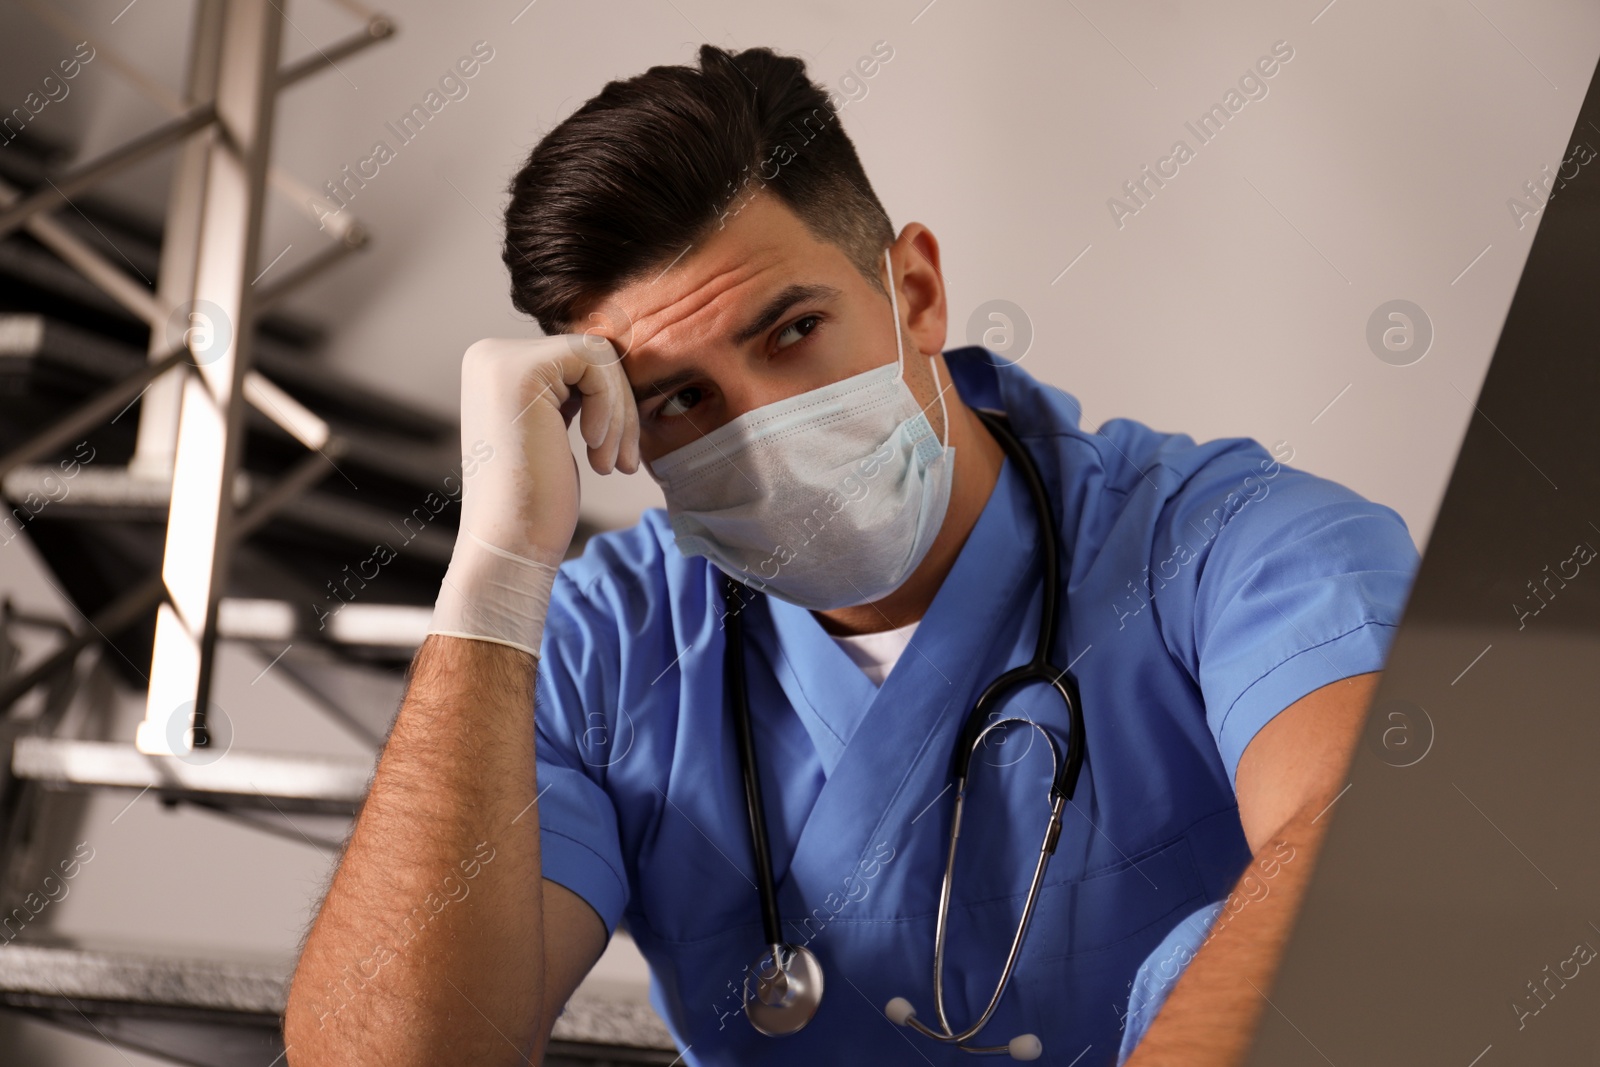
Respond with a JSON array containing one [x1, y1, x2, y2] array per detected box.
[[744, 943, 825, 1036]]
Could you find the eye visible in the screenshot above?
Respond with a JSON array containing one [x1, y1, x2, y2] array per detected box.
[[657, 386, 704, 418], [775, 314, 822, 351]]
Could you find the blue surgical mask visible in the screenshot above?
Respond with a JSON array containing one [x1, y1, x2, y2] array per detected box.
[[646, 248, 956, 610]]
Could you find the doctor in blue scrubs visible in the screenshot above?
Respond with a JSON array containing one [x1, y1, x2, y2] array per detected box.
[[285, 44, 1419, 1067]]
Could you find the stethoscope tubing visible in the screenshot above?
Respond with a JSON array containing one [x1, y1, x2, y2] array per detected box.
[[722, 580, 785, 951], [722, 408, 1085, 1056]]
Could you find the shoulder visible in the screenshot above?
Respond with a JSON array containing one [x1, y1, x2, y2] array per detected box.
[[982, 351, 1415, 581], [556, 507, 678, 605], [1033, 397, 1401, 555], [1052, 399, 1294, 508], [1040, 416, 1420, 617], [1152, 437, 1415, 560], [553, 508, 684, 607], [970, 347, 1291, 518], [544, 508, 711, 656], [1022, 415, 1315, 571]]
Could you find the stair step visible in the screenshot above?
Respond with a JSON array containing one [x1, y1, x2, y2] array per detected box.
[[0, 934, 288, 1016], [3, 464, 252, 515], [0, 933, 678, 1060], [0, 311, 451, 451], [551, 994, 679, 1056], [218, 597, 433, 649], [11, 737, 373, 814], [1, 458, 458, 567]]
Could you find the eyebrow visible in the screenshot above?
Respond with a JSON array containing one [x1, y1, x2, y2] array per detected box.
[[631, 282, 843, 404], [731, 282, 841, 345]]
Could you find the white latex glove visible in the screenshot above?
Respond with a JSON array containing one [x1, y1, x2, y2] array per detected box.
[[428, 334, 639, 657]]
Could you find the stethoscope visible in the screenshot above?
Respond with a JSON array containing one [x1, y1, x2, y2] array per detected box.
[[721, 408, 1086, 1060]]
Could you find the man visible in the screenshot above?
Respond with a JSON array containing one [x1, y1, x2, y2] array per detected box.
[[284, 44, 1419, 1066]]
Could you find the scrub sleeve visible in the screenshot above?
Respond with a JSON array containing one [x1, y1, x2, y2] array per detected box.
[[1116, 447, 1419, 1063], [531, 569, 631, 935]]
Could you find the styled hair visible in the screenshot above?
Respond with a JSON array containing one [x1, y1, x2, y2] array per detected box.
[[501, 45, 895, 335]]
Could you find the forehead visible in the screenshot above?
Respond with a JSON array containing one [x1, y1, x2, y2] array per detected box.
[[574, 194, 863, 380]]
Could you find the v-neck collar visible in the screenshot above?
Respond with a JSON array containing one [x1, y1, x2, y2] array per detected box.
[[762, 590, 881, 777], [752, 350, 1053, 771], [758, 440, 1040, 777], [766, 448, 1047, 914], [738, 351, 1071, 914]]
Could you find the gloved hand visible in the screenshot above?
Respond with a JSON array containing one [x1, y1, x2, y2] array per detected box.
[[428, 333, 639, 658]]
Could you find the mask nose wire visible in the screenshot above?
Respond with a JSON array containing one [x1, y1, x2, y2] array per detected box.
[[886, 246, 952, 450]]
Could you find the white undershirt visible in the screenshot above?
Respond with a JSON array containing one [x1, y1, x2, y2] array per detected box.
[[828, 618, 922, 687]]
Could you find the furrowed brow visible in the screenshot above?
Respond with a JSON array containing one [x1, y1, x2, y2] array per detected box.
[[632, 283, 843, 404], [731, 283, 841, 346]]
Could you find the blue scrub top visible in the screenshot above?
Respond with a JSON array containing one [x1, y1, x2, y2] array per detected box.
[[533, 346, 1420, 1066]]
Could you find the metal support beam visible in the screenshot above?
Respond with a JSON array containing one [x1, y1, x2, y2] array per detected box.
[[0, 176, 165, 323], [0, 447, 343, 717], [240, 373, 331, 451], [276, 16, 396, 91], [0, 105, 218, 240], [0, 183, 338, 455], [0, 345, 189, 482], [14, 0, 382, 242], [256, 224, 368, 314], [130, 0, 226, 482], [138, 0, 284, 757]]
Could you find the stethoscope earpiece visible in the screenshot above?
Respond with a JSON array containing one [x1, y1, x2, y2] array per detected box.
[[1008, 1034, 1043, 1061], [883, 997, 1044, 1060]]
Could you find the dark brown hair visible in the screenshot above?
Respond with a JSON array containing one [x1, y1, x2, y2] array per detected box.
[[502, 45, 895, 335]]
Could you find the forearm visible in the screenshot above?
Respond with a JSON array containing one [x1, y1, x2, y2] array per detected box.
[[284, 635, 546, 1066], [1123, 800, 1330, 1066]]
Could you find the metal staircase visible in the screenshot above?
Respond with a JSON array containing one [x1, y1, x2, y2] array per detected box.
[[0, 2, 670, 1063]]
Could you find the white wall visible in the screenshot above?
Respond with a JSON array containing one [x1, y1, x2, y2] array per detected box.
[[6, 0, 1598, 542]]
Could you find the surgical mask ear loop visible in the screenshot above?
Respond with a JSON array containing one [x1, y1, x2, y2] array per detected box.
[[885, 246, 952, 450], [885, 246, 907, 383], [928, 354, 952, 449]]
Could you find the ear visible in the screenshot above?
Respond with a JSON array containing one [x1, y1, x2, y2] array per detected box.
[[891, 224, 948, 357]]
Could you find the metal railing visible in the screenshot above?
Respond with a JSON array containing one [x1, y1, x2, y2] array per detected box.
[[0, 0, 395, 760]]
